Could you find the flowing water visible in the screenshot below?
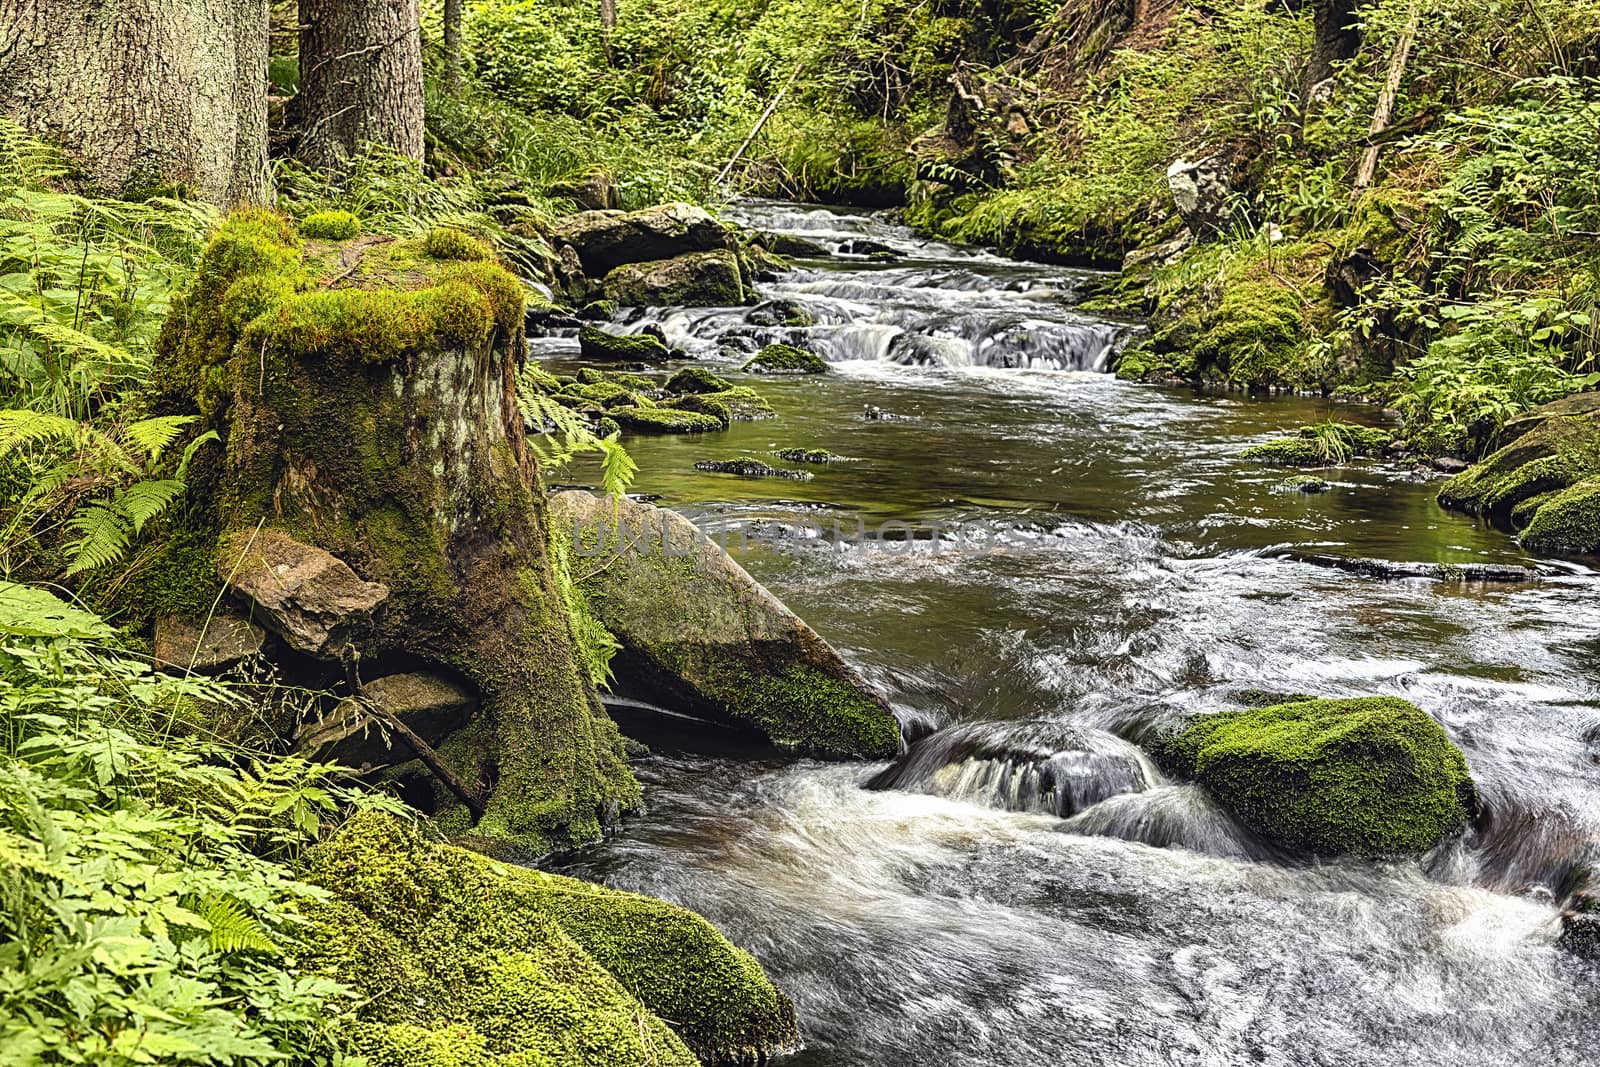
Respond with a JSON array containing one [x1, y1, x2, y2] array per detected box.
[[535, 201, 1600, 1065]]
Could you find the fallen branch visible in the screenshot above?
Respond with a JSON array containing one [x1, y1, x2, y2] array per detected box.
[[716, 60, 804, 188], [1355, 2, 1421, 191]]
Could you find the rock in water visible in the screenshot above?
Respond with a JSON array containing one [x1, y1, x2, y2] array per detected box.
[[153, 612, 266, 672], [694, 459, 813, 480], [577, 324, 670, 361], [550, 490, 901, 758], [1438, 392, 1600, 556], [1152, 696, 1476, 856], [304, 812, 799, 1067], [744, 343, 828, 374], [602, 249, 745, 307], [296, 672, 480, 770], [550, 201, 734, 276], [216, 529, 388, 658]]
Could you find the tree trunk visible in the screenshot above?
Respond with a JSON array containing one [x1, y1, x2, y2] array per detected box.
[[297, 0, 424, 171], [443, 0, 463, 93], [1355, 2, 1420, 191], [598, 0, 616, 64], [0, 0, 271, 205], [1305, 0, 1363, 96]]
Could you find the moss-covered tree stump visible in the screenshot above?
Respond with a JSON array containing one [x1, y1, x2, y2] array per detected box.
[[154, 211, 638, 856]]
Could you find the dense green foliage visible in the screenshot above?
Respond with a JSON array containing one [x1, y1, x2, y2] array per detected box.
[[1156, 697, 1477, 856]]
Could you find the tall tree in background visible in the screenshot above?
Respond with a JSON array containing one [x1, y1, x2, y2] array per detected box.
[[1305, 0, 1364, 96], [444, 0, 464, 93], [297, 0, 425, 170], [0, 0, 271, 204]]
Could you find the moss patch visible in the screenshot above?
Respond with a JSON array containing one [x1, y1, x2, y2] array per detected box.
[[743, 344, 827, 374], [301, 210, 361, 240], [304, 813, 798, 1067], [1152, 696, 1476, 856], [1520, 478, 1600, 555], [578, 326, 670, 362], [665, 367, 732, 394], [422, 226, 494, 262], [611, 406, 724, 434]]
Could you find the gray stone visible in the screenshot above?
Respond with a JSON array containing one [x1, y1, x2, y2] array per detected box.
[[1165, 156, 1232, 238], [153, 613, 266, 673], [550, 491, 900, 758], [297, 672, 479, 770], [551, 202, 733, 277], [217, 529, 388, 658], [601, 250, 744, 308]]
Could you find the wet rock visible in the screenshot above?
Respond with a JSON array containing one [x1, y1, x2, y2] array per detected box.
[[578, 325, 670, 361], [550, 491, 900, 758], [744, 343, 827, 374], [1261, 547, 1560, 582], [610, 406, 724, 434], [153, 612, 266, 673], [601, 249, 744, 308], [664, 367, 732, 395], [296, 671, 479, 770], [1438, 394, 1600, 556], [1122, 231, 1195, 273], [1561, 909, 1600, 958], [746, 299, 817, 328], [1165, 156, 1232, 239], [757, 230, 831, 258], [216, 530, 388, 658], [838, 237, 900, 259], [1282, 475, 1330, 494], [578, 298, 618, 321], [1152, 696, 1477, 856], [1431, 455, 1469, 474], [774, 447, 851, 464], [694, 459, 813, 481], [551, 202, 733, 277]]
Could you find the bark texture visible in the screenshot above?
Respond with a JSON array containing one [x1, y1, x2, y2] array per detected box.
[[1306, 0, 1364, 94], [297, 0, 424, 170], [0, 0, 270, 204]]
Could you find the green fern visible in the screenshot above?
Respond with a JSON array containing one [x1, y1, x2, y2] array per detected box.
[[196, 893, 278, 955]]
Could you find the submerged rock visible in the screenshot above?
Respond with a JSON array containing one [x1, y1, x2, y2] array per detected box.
[[577, 325, 670, 361], [296, 672, 479, 770], [216, 530, 388, 658], [1438, 393, 1600, 556], [305, 812, 799, 1067], [602, 249, 745, 307], [747, 298, 817, 328], [1153, 696, 1476, 856], [1281, 475, 1330, 494], [744, 343, 828, 374], [549, 491, 901, 758], [550, 201, 733, 277], [694, 459, 813, 481], [152, 612, 266, 672]]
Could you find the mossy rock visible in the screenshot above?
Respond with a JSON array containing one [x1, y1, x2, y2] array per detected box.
[[1240, 438, 1329, 467], [773, 448, 849, 464], [421, 226, 493, 262], [1242, 423, 1390, 467], [665, 367, 733, 395], [304, 812, 798, 1067], [744, 344, 827, 375], [1152, 697, 1476, 856], [1438, 393, 1600, 555], [301, 210, 360, 240], [577, 326, 670, 362], [610, 406, 724, 434]]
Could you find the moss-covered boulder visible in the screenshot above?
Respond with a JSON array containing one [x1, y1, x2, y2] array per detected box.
[[550, 491, 901, 758], [550, 202, 733, 277], [305, 812, 798, 1067], [601, 250, 745, 308], [665, 367, 732, 395], [1438, 392, 1600, 556], [743, 344, 827, 375], [1153, 696, 1476, 856], [150, 210, 640, 858], [577, 325, 670, 361], [1241, 422, 1393, 468], [610, 406, 724, 434]]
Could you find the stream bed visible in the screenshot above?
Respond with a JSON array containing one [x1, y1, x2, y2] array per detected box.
[[537, 202, 1600, 1066]]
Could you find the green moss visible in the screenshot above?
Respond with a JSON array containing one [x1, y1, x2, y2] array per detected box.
[[1281, 474, 1330, 494], [422, 226, 494, 262], [1520, 477, 1600, 555], [774, 448, 849, 464], [694, 659, 902, 758], [743, 344, 827, 374], [665, 367, 732, 395], [1239, 438, 1328, 467], [579, 299, 619, 321], [1153, 697, 1476, 856], [577, 326, 670, 362], [665, 394, 732, 428], [301, 210, 361, 240], [304, 813, 797, 1067], [610, 406, 724, 433]]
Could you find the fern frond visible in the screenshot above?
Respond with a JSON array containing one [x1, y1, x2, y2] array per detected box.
[[198, 893, 277, 955], [0, 409, 78, 454], [62, 502, 131, 577], [595, 435, 638, 499], [116, 479, 184, 534], [121, 415, 196, 462]]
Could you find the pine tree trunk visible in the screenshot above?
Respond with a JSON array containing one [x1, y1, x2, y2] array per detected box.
[[0, 0, 271, 205], [297, 0, 424, 171], [443, 0, 463, 93]]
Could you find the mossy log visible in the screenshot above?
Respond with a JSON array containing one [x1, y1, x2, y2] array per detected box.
[[154, 211, 639, 857]]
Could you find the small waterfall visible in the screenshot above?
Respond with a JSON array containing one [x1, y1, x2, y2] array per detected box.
[[1062, 784, 1278, 860], [866, 720, 1161, 818]]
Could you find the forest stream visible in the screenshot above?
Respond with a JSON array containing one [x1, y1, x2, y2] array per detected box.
[[540, 202, 1600, 1066]]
